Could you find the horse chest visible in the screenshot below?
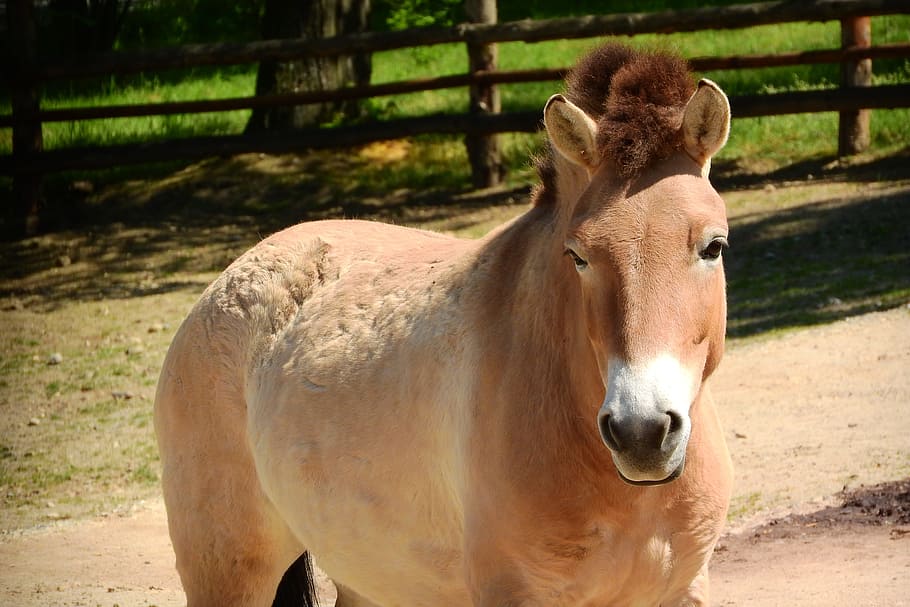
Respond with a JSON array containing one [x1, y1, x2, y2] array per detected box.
[[469, 501, 713, 607], [571, 530, 683, 607], [506, 526, 701, 607]]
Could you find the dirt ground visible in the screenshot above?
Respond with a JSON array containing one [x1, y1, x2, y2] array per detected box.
[[0, 306, 907, 606]]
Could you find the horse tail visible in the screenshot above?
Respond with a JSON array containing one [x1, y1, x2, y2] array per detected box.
[[272, 552, 320, 607]]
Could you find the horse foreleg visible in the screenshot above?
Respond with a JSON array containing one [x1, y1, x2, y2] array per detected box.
[[663, 563, 711, 607]]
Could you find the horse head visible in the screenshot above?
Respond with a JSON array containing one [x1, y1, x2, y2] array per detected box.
[[543, 48, 731, 485]]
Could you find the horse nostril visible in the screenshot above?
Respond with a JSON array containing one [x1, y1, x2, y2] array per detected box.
[[659, 410, 685, 451], [666, 410, 683, 435], [600, 410, 685, 454], [599, 414, 623, 451]]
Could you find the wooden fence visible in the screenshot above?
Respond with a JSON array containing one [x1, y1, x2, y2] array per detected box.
[[4, 0, 910, 235]]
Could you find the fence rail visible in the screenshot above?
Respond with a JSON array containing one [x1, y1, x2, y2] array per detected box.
[[3, 83, 910, 176], [4, 0, 910, 235], [4, 43, 910, 128], [21, 0, 909, 81]]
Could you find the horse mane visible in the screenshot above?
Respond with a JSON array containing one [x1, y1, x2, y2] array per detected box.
[[534, 43, 695, 205]]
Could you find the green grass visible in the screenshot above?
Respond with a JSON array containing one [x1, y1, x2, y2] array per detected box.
[[31, 70, 254, 151], [130, 461, 159, 485], [728, 491, 763, 520], [1, 14, 908, 172], [370, 21, 853, 117]]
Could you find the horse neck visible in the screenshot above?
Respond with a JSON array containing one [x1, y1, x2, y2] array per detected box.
[[471, 157, 609, 475], [498, 154, 596, 369], [476, 160, 587, 357]]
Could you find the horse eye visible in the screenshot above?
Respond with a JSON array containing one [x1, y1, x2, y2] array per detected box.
[[565, 249, 589, 270], [700, 237, 728, 261]]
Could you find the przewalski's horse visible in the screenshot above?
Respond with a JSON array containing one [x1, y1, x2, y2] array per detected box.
[[155, 43, 733, 607]]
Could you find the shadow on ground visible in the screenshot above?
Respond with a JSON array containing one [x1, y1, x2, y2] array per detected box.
[[1, 147, 908, 332], [724, 183, 909, 336], [0, 147, 531, 311]]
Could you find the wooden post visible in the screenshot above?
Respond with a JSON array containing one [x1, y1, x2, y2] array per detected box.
[[838, 16, 872, 157], [464, 0, 503, 188], [8, 0, 43, 236]]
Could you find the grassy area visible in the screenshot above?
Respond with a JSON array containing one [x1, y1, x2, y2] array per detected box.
[[0, 290, 201, 530], [722, 175, 910, 336], [368, 17, 910, 168], [1, 13, 908, 174]]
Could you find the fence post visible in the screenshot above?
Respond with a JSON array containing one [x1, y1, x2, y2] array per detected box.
[[7, 0, 43, 236], [464, 0, 503, 188], [838, 16, 872, 157]]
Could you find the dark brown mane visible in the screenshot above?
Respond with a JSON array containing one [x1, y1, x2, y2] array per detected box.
[[534, 43, 695, 205]]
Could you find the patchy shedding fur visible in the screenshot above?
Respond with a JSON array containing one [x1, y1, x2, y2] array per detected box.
[[535, 44, 695, 204]]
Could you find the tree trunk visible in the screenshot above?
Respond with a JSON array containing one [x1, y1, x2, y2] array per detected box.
[[246, 0, 371, 131]]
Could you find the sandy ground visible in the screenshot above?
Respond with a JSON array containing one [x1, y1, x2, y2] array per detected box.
[[1, 306, 908, 606]]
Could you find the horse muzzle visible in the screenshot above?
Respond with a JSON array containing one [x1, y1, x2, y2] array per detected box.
[[598, 409, 690, 485], [597, 355, 695, 485]]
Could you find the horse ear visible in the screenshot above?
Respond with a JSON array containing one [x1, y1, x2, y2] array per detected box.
[[682, 79, 730, 177], [544, 94, 601, 169]]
